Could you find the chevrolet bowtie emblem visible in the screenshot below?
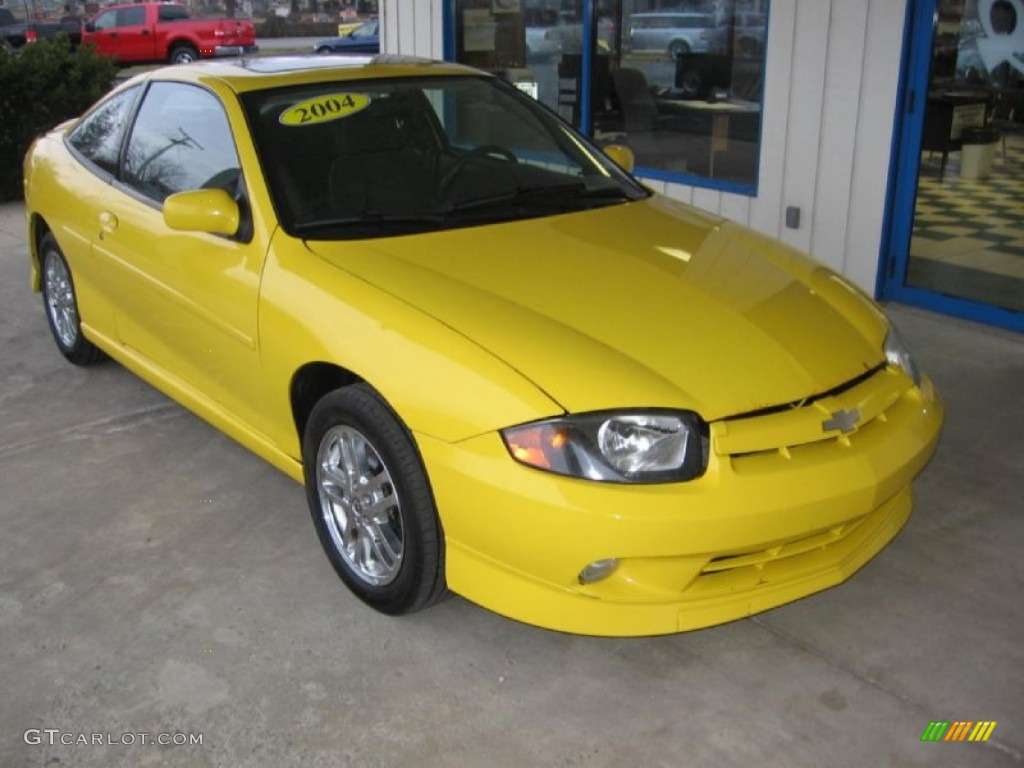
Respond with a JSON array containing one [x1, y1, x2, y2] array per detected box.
[[823, 408, 861, 434]]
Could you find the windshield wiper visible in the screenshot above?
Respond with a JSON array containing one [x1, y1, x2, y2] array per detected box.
[[291, 184, 634, 235], [447, 182, 632, 214], [293, 211, 447, 236]]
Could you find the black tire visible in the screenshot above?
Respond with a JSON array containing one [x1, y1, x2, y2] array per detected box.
[[39, 233, 105, 366], [303, 384, 447, 615], [315, 46, 332, 54], [169, 44, 198, 64]]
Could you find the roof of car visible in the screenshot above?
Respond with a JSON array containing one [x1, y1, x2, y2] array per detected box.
[[123, 55, 485, 94]]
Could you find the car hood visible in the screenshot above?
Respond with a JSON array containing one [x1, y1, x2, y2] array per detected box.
[[307, 196, 888, 421]]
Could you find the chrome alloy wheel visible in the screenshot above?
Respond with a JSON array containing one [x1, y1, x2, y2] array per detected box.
[[44, 251, 79, 349], [316, 425, 405, 586]]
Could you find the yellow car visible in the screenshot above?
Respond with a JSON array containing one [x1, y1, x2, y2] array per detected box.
[[23, 56, 943, 636]]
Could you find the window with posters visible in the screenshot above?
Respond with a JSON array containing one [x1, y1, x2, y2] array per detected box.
[[448, 0, 769, 193]]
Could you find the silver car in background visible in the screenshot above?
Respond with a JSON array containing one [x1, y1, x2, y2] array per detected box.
[[626, 12, 718, 58]]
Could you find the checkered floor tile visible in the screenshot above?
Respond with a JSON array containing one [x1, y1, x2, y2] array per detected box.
[[911, 132, 1024, 282]]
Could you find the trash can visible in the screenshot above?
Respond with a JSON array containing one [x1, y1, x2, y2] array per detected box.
[[960, 126, 1000, 180]]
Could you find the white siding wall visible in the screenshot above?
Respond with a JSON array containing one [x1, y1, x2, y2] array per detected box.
[[380, 0, 908, 292], [382, 0, 444, 59]]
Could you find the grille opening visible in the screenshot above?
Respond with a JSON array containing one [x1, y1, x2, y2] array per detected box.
[[723, 362, 886, 423]]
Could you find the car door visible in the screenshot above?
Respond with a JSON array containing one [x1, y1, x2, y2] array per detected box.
[[87, 8, 119, 57], [346, 19, 379, 52], [92, 81, 268, 432], [89, 5, 152, 62], [58, 85, 144, 339], [627, 17, 655, 53]]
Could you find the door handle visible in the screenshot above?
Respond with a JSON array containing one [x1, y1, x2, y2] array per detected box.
[[99, 211, 119, 238]]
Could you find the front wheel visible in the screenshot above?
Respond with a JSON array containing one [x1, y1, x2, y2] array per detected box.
[[303, 384, 447, 615], [40, 233, 105, 366], [169, 44, 198, 64]]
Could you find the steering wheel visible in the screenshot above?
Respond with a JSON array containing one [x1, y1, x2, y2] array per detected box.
[[440, 145, 518, 199]]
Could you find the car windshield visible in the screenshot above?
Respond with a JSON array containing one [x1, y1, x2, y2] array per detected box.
[[242, 75, 648, 239]]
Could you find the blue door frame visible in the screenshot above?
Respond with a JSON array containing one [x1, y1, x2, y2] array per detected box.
[[879, 0, 1022, 332]]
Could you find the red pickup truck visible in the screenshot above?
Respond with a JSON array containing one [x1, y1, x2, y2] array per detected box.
[[82, 3, 257, 65]]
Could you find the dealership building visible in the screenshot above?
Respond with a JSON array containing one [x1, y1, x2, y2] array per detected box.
[[379, 0, 1023, 332]]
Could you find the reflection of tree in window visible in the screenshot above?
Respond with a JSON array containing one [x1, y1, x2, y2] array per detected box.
[[126, 127, 200, 200], [67, 87, 140, 175], [123, 83, 240, 202]]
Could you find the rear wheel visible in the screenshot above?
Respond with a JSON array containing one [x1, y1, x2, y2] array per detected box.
[[40, 233, 105, 366], [303, 384, 447, 615], [169, 44, 198, 64], [668, 39, 690, 59]]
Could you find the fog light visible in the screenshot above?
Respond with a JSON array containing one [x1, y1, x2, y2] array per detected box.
[[578, 558, 619, 584]]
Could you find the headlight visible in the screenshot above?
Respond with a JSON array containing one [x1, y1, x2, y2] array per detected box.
[[501, 411, 706, 484], [884, 326, 921, 386]]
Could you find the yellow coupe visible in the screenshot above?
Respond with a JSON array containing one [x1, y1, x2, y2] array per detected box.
[[23, 56, 943, 636]]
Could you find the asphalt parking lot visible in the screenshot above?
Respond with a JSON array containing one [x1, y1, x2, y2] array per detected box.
[[1, 199, 1021, 767]]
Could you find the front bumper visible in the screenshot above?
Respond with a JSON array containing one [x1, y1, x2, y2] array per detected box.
[[419, 366, 944, 636]]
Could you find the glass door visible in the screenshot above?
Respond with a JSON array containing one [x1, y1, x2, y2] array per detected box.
[[882, 0, 1023, 332]]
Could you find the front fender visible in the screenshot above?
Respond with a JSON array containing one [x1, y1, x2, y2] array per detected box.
[[258, 234, 561, 457]]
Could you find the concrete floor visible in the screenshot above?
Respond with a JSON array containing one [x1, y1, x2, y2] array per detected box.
[[0, 199, 1021, 767]]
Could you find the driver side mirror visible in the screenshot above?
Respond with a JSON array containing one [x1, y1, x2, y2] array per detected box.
[[84, 22, 95, 32], [163, 188, 240, 236], [602, 144, 635, 173]]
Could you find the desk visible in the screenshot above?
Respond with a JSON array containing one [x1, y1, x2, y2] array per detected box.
[[654, 98, 760, 178], [922, 90, 989, 180]]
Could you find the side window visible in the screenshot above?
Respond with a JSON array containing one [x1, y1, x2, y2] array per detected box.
[[158, 5, 189, 22], [92, 9, 117, 31], [123, 83, 241, 203], [119, 6, 146, 26], [67, 86, 140, 176], [352, 20, 377, 38]]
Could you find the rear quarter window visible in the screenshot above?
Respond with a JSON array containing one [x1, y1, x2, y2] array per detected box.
[[66, 86, 141, 177]]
